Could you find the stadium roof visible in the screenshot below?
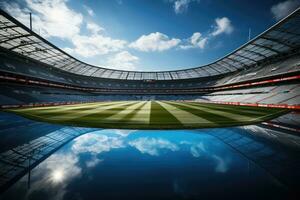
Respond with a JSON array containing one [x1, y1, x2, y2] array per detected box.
[[0, 8, 300, 80]]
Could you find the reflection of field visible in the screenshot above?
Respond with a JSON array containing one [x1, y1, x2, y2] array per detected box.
[[8, 101, 288, 129]]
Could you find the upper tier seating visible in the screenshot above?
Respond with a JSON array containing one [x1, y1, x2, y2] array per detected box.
[[196, 84, 300, 105], [0, 49, 299, 90]]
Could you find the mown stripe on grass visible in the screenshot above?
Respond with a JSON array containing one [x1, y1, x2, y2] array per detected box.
[[125, 101, 151, 124], [165, 101, 237, 125], [150, 101, 181, 126], [157, 101, 212, 126], [102, 101, 146, 123], [11, 102, 105, 112], [53, 101, 123, 112], [187, 102, 278, 116], [9, 101, 120, 115], [182, 101, 288, 125], [248, 109, 288, 122], [67, 101, 138, 122], [19, 101, 137, 121], [169, 101, 255, 121]]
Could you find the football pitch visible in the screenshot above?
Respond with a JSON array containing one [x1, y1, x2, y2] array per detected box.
[[6, 101, 288, 129]]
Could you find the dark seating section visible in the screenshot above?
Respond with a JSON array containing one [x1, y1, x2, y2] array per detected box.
[[0, 83, 202, 105], [0, 81, 299, 106]]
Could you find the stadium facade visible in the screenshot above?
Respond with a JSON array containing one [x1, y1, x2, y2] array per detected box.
[[0, 8, 299, 109]]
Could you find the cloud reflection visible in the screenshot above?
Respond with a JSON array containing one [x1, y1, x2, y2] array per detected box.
[[181, 139, 231, 173], [72, 132, 125, 155], [8, 130, 235, 200], [190, 142, 205, 158], [212, 155, 230, 173], [23, 153, 81, 200], [129, 137, 179, 156], [86, 157, 103, 168], [46, 154, 81, 184]]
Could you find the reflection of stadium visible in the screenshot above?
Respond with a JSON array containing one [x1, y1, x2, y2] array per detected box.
[[0, 112, 96, 192], [0, 112, 299, 193], [0, 9, 299, 108]]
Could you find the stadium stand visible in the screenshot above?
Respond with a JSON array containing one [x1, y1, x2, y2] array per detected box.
[[197, 84, 299, 104], [0, 8, 299, 109]]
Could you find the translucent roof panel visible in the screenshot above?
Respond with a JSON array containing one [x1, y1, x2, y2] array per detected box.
[[0, 8, 300, 80], [127, 72, 135, 80], [119, 72, 128, 79]]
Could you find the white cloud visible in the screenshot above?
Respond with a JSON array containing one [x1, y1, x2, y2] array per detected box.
[[174, 0, 190, 14], [130, 17, 233, 52], [2, 3, 32, 27], [70, 34, 127, 57], [62, 47, 74, 54], [271, 0, 300, 21], [107, 51, 139, 70], [211, 17, 234, 36], [180, 32, 208, 49], [87, 22, 104, 34], [129, 137, 179, 156], [168, 0, 200, 14], [3, 0, 127, 58], [180, 17, 233, 50], [3, 0, 234, 66], [9, 0, 83, 39], [83, 5, 95, 16], [130, 32, 181, 52]]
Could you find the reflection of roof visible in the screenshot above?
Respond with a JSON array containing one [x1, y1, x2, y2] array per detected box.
[[0, 8, 300, 81]]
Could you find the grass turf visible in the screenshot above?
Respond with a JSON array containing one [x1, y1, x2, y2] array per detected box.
[[4, 101, 289, 129]]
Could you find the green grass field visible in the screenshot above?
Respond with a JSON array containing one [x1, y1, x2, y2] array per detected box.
[[6, 101, 288, 129]]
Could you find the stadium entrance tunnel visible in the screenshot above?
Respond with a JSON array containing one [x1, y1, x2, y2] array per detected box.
[[4, 101, 289, 129]]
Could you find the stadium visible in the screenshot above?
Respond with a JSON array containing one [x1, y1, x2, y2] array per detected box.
[[0, 2, 299, 200]]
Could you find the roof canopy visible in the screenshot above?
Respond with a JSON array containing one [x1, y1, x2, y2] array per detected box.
[[0, 8, 300, 80]]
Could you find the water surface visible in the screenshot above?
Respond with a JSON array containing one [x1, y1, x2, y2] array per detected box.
[[1, 127, 296, 200]]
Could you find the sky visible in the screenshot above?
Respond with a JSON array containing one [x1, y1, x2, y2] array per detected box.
[[1, 0, 300, 71]]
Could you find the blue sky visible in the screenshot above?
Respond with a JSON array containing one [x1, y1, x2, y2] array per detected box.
[[2, 0, 300, 71]]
